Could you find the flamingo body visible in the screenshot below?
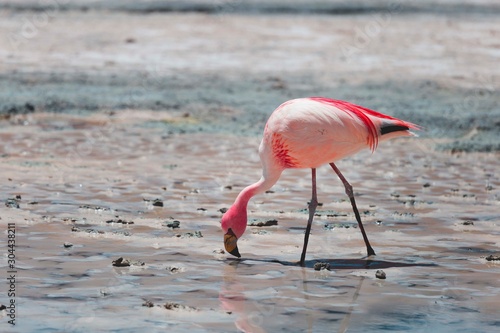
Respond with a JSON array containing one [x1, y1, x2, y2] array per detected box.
[[260, 97, 416, 170], [222, 97, 418, 262]]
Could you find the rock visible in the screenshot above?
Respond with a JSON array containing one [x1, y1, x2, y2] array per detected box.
[[63, 242, 73, 248], [112, 257, 130, 267], [79, 204, 110, 211], [1, 103, 35, 118], [325, 212, 348, 218], [163, 302, 197, 312], [106, 218, 134, 224], [179, 231, 203, 238], [142, 300, 154, 308], [85, 228, 105, 234], [219, 208, 228, 213], [152, 199, 164, 207], [323, 223, 356, 230], [113, 230, 132, 237], [100, 288, 111, 296], [249, 219, 278, 227], [485, 255, 500, 261], [112, 257, 145, 267], [164, 220, 180, 229], [375, 270, 387, 279], [462, 220, 474, 226], [5, 197, 20, 209], [168, 266, 183, 273], [313, 262, 331, 271], [143, 198, 164, 207]]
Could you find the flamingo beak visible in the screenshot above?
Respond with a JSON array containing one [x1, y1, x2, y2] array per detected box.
[[224, 228, 241, 258]]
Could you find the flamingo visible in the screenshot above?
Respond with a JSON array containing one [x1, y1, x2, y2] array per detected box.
[[221, 97, 419, 266]]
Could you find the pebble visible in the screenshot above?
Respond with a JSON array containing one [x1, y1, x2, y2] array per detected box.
[[143, 198, 164, 207], [168, 266, 184, 273], [142, 300, 154, 308], [375, 270, 387, 279], [163, 302, 197, 311], [176, 231, 203, 238], [313, 262, 331, 271], [249, 219, 278, 227], [5, 198, 20, 209], [112, 257, 145, 267], [106, 218, 134, 224], [164, 220, 180, 229], [152, 199, 164, 207]]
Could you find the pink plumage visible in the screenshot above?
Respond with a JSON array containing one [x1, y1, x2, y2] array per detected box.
[[308, 97, 418, 150], [221, 97, 419, 265], [262, 97, 418, 168]]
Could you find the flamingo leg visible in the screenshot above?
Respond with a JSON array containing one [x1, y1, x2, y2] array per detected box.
[[300, 168, 318, 266], [329, 163, 376, 256]]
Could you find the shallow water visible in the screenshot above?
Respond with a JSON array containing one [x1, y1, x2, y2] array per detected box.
[[1, 113, 499, 332]]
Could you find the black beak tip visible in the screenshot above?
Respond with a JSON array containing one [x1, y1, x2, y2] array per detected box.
[[229, 247, 241, 258]]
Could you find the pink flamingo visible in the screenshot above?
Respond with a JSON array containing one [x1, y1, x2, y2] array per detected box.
[[221, 97, 419, 266]]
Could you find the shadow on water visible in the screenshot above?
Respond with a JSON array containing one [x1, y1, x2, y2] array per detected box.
[[222, 257, 437, 332], [226, 257, 436, 269]]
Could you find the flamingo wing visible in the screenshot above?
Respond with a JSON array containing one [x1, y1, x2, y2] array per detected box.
[[263, 97, 417, 169]]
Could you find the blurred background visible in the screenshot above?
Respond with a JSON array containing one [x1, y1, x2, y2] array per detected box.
[[1, 0, 499, 151]]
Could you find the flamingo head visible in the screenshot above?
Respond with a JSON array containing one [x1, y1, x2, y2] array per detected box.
[[221, 204, 247, 258]]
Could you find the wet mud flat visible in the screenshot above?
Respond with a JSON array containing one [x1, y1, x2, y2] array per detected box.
[[0, 1, 499, 331], [0, 112, 499, 332]]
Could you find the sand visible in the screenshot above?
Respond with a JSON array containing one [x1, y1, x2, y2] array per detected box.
[[0, 1, 499, 332]]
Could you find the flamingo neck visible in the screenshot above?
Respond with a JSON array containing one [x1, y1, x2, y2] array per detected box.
[[225, 169, 282, 238], [234, 175, 276, 210]]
